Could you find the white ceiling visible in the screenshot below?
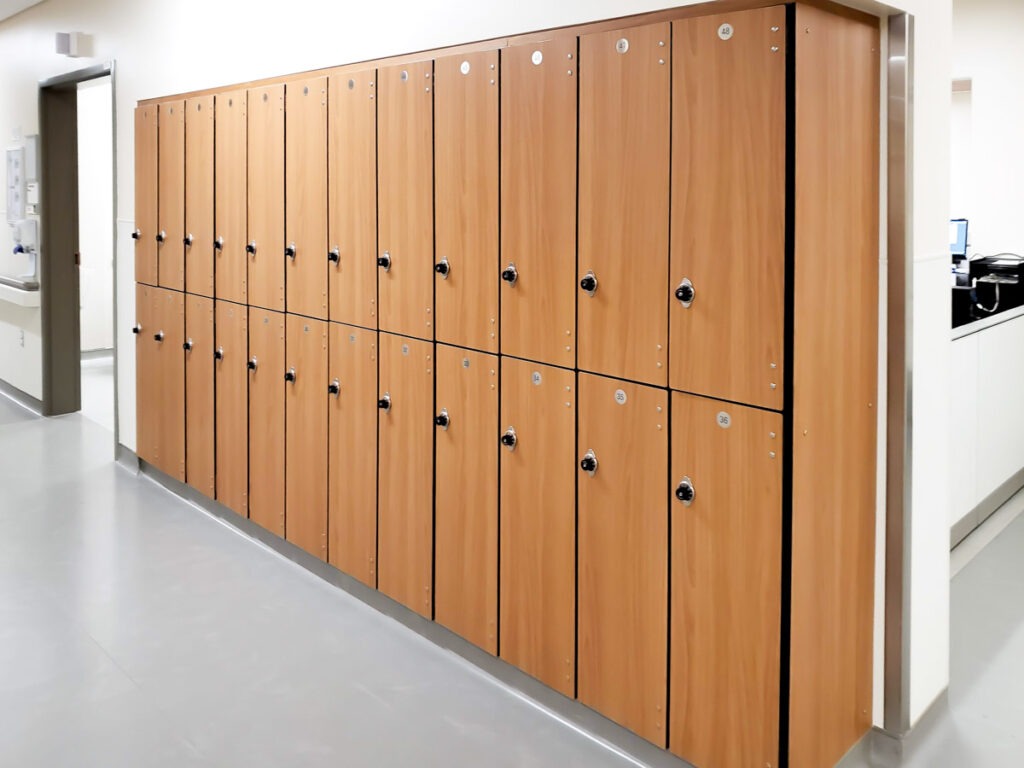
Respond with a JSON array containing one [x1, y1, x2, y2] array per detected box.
[[0, 0, 45, 24]]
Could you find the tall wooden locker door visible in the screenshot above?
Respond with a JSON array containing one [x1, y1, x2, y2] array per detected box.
[[434, 345, 498, 653], [285, 314, 329, 560], [134, 284, 157, 461], [327, 323, 378, 586], [248, 307, 286, 537], [247, 84, 286, 312], [377, 333, 434, 617], [499, 358, 576, 697], [328, 70, 377, 329], [134, 106, 158, 286], [150, 288, 186, 481], [184, 294, 215, 499], [185, 95, 215, 298], [286, 77, 328, 320], [377, 61, 433, 340], [669, 392, 782, 768], [577, 373, 667, 744], [670, 8, 786, 411], [434, 51, 499, 353], [500, 38, 577, 369], [215, 300, 248, 517], [215, 90, 248, 304], [157, 100, 185, 291], [578, 24, 670, 387]]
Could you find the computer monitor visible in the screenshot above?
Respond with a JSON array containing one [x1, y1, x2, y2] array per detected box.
[[950, 218, 968, 261]]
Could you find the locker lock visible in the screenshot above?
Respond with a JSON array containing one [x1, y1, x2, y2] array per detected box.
[[246, 241, 257, 255], [214, 347, 225, 361], [131, 229, 141, 241], [500, 427, 517, 451], [378, 392, 392, 412], [183, 233, 194, 247], [435, 408, 450, 430], [131, 323, 142, 334], [579, 271, 598, 296], [501, 263, 518, 286], [284, 367, 297, 383], [153, 330, 165, 343], [247, 356, 258, 371], [214, 236, 224, 251], [675, 477, 696, 506], [377, 251, 392, 272], [328, 379, 341, 396], [328, 248, 340, 264], [580, 449, 598, 476], [155, 230, 166, 244], [183, 338, 193, 352], [285, 243, 297, 259], [675, 279, 695, 308], [434, 258, 450, 279]]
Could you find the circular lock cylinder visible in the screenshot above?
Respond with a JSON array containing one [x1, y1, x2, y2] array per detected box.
[[675, 477, 696, 506]]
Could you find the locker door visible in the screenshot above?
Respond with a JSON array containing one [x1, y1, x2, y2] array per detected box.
[[185, 95, 215, 297], [248, 84, 285, 312], [151, 288, 186, 481], [215, 300, 248, 517], [328, 323, 377, 585], [669, 392, 782, 768], [500, 38, 577, 369], [215, 90, 248, 304], [248, 307, 286, 536], [435, 345, 498, 652], [434, 51, 498, 353], [578, 24, 670, 386], [670, 8, 786, 410], [377, 62, 433, 340], [135, 284, 157, 461], [185, 294, 215, 498], [134, 106, 158, 285], [499, 358, 575, 697], [377, 333, 434, 617], [286, 77, 328, 320], [157, 100, 185, 291], [328, 70, 377, 329], [577, 373, 667, 744], [285, 314, 329, 560]]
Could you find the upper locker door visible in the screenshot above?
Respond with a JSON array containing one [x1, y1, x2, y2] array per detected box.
[[435, 345, 498, 653], [578, 24, 670, 387], [157, 100, 185, 291], [499, 358, 576, 697], [434, 51, 499, 353], [185, 95, 215, 297], [248, 84, 286, 312], [378, 333, 434, 618], [669, 392, 782, 768], [152, 288, 186, 481], [578, 373, 668, 745], [500, 38, 577, 369], [135, 284, 156, 461], [328, 323, 377, 586], [134, 105, 158, 285], [215, 91, 247, 304], [670, 8, 786, 410], [249, 308, 286, 537], [328, 70, 377, 329], [185, 294, 215, 498], [216, 300, 248, 517], [286, 77, 328, 320], [377, 61, 433, 340]]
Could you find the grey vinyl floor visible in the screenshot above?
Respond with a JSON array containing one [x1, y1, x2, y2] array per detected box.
[[80, 352, 115, 434]]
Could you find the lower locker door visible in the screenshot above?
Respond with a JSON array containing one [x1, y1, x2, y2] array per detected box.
[[216, 301, 248, 516], [670, 392, 782, 768], [134, 284, 157, 464], [185, 295, 215, 498], [248, 308, 285, 536], [499, 358, 576, 697], [152, 288, 186, 481], [377, 333, 434, 617], [577, 373, 667, 745], [434, 345, 498, 653], [285, 315, 329, 560], [328, 323, 378, 586]]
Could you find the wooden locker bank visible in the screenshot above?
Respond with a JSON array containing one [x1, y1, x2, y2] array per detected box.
[[132, 3, 880, 767]]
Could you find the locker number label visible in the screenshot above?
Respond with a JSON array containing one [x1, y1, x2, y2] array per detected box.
[[718, 23, 734, 41], [463, 358, 471, 368], [531, 50, 543, 65], [717, 411, 732, 429], [460, 61, 471, 75], [615, 38, 629, 54], [402, 344, 410, 356], [614, 389, 628, 406], [532, 371, 543, 386]]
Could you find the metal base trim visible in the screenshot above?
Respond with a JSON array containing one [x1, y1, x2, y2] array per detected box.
[[843, 690, 948, 768], [950, 466, 1024, 549]]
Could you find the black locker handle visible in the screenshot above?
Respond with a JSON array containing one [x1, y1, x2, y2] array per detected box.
[[214, 236, 224, 251], [501, 263, 518, 286], [435, 409, 450, 430], [580, 449, 598, 476], [132, 324, 142, 334], [153, 331, 165, 342], [246, 241, 257, 255], [435, 258, 450, 279], [156, 230, 166, 243], [328, 248, 340, 264], [183, 339, 193, 352], [675, 279, 695, 308], [675, 477, 696, 506], [328, 379, 341, 396], [214, 347, 225, 361], [183, 233, 194, 247], [247, 356, 258, 371], [377, 252, 392, 271], [285, 243, 297, 259], [579, 271, 598, 296], [500, 427, 517, 451], [284, 368, 296, 383], [131, 229, 141, 241], [378, 392, 392, 412]]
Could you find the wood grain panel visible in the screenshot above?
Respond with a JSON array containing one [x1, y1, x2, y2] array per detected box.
[[185, 95, 215, 297], [434, 50, 499, 353], [500, 38, 577, 368], [152, 288, 186, 481], [248, 307, 286, 536], [215, 300, 248, 516], [157, 100, 185, 291], [185, 294, 215, 498], [286, 314, 329, 560], [435, 345, 498, 652], [378, 333, 434, 617], [670, 7, 786, 410], [247, 84, 285, 312], [135, 284, 156, 461], [328, 70, 377, 329], [499, 358, 576, 696], [790, 6, 880, 767], [377, 61, 434, 340], [215, 90, 247, 304], [286, 77, 328, 320], [577, 373, 667, 744], [670, 392, 782, 768], [134, 107, 158, 285], [328, 323, 378, 585]]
